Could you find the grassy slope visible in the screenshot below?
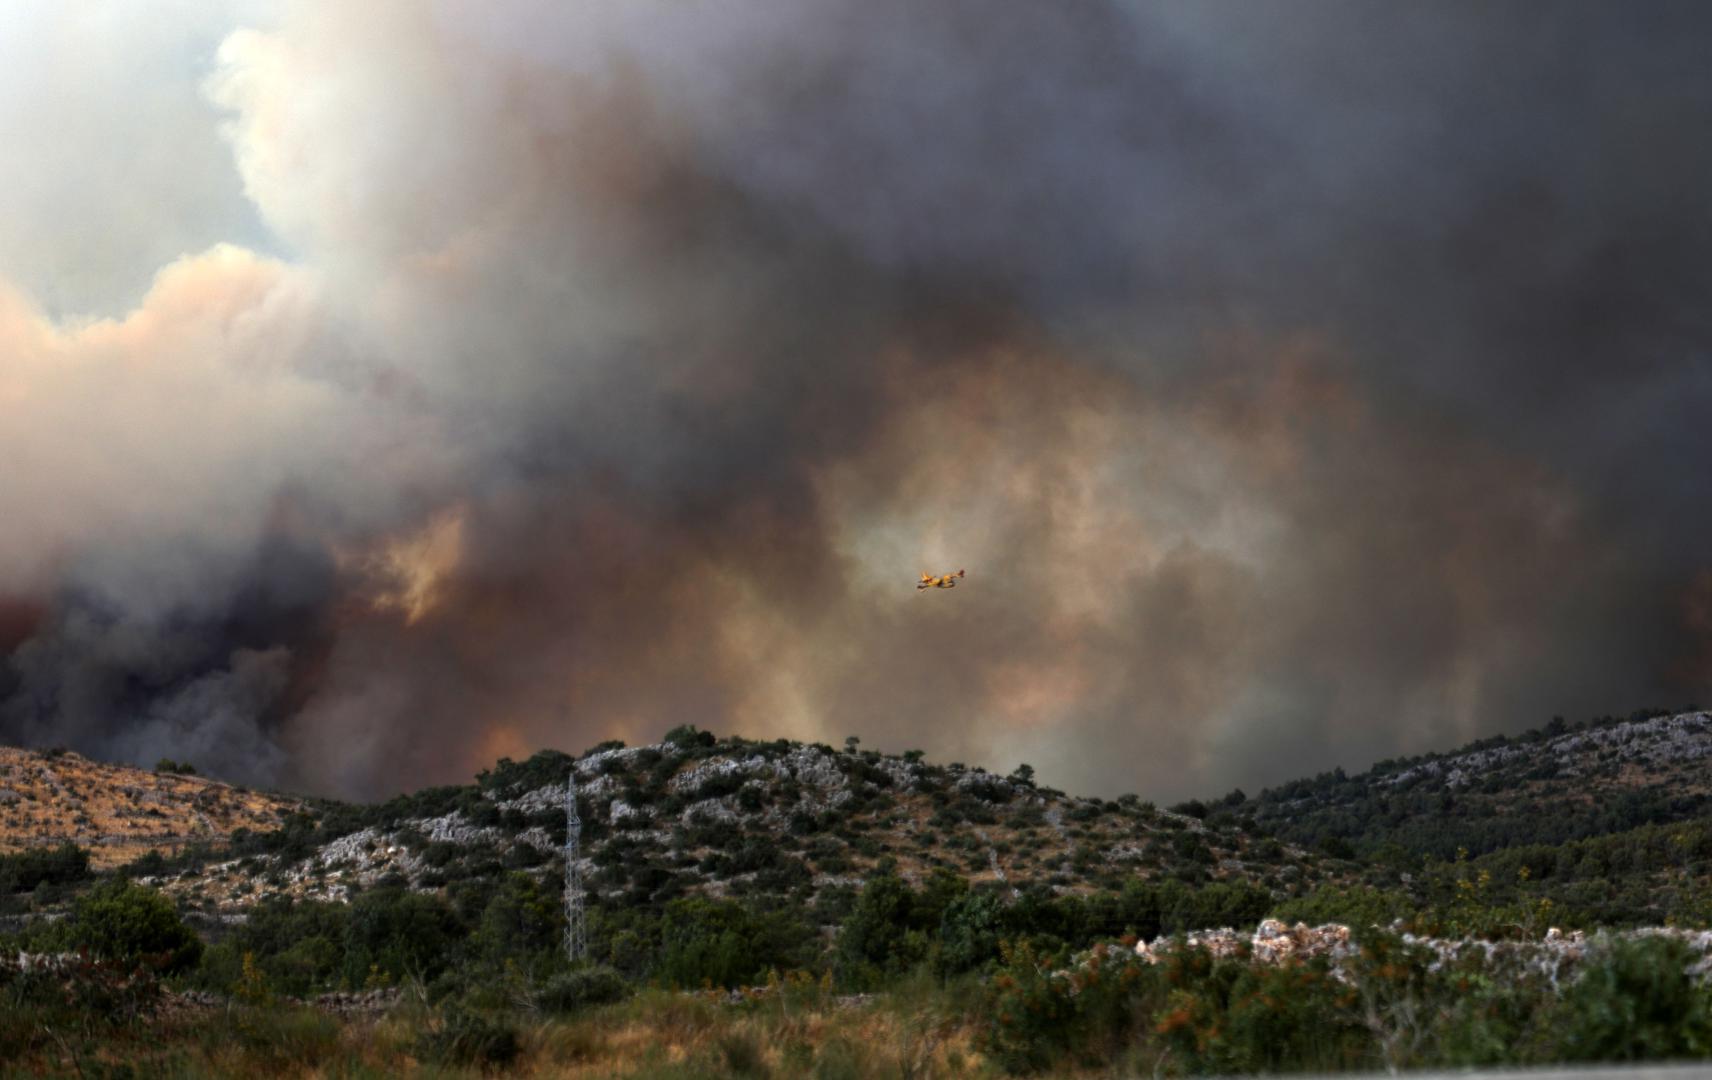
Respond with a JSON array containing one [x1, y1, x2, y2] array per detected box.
[[0, 747, 301, 869]]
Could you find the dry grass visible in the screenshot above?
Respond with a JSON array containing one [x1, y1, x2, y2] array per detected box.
[[4, 986, 1006, 1079], [525, 989, 993, 1079], [0, 747, 299, 869]]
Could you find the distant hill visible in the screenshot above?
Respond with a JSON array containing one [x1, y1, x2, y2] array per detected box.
[[78, 727, 1335, 915], [1239, 708, 1712, 863], [19, 712, 1712, 932], [0, 746, 301, 868]]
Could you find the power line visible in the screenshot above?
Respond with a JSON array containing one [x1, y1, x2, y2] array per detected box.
[[564, 765, 586, 962]]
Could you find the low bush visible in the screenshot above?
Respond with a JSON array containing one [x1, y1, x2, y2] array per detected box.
[[0, 842, 90, 894], [68, 880, 202, 973], [418, 1005, 522, 1070], [535, 965, 630, 1013], [1562, 935, 1712, 1061], [224, 1006, 344, 1072]]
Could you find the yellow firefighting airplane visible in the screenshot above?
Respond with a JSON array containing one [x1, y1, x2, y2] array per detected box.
[[917, 569, 965, 590]]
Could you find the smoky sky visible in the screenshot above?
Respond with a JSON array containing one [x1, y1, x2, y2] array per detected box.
[[1, 0, 1710, 802]]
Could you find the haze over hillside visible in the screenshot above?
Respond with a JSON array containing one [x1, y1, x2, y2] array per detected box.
[[3, 4, 1712, 809]]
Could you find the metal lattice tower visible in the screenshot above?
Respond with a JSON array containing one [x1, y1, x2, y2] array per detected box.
[[563, 767, 586, 962]]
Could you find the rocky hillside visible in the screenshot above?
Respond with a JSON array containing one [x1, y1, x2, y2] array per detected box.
[[0, 747, 302, 868], [125, 728, 1337, 914], [11, 713, 1712, 931], [1243, 708, 1712, 861]]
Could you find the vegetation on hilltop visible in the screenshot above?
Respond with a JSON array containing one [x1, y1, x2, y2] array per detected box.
[[107, 725, 1336, 924], [1245, 707, 1712, 861]]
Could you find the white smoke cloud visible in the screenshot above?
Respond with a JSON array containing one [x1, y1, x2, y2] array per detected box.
[[0, 2, 273, 318]]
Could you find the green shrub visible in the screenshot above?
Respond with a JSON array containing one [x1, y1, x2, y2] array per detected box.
[[341, 886, 461, 986], [1431, 955, 1557, 1067], [835, 869, 969, 987], [659, 896, 815, 989], [1562, 935, 1712, 1061], [473, 873, 562, 969], [1207, 960, 1368, 1073], [664, 724, 716, 751], [0, 842, 91, 894], [1272, 884, 1418, 930], [535, 966, 631, 1013], [69, 880, 202, 973], [938, 890, 1006, 975], [188, 896, 351, 996], [120, 849, 170, 879], [981, 940, 1095, 1072]]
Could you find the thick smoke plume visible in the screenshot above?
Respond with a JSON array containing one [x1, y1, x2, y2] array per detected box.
[[2, 1, 1710, 800]]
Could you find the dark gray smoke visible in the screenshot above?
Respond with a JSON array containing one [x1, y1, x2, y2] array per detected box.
[[1, 1, 1710, 801]]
